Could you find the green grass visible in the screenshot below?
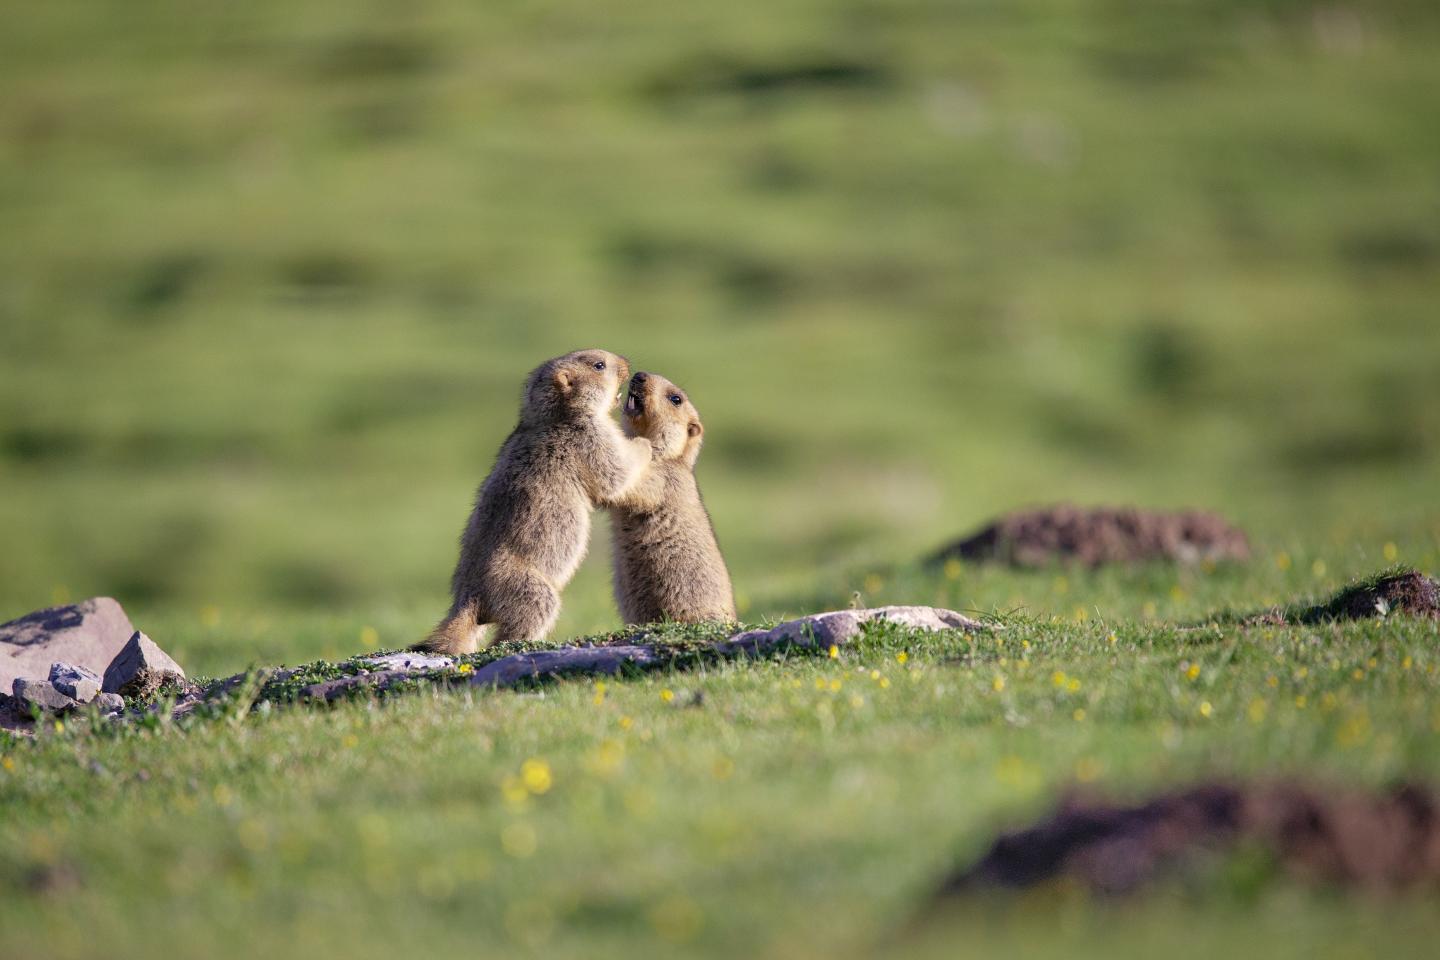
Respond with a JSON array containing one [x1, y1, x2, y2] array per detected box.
[[3, 0, 1440, 956], [4, 564, 1440, 959]]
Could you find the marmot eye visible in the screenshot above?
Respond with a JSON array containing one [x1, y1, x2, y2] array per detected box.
[[668, 394, 683, 406], [592, 360, 606, 371]]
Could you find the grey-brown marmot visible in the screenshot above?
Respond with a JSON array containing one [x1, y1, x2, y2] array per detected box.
[[422, 349, 654, 654], [610, 371, 736, 625]]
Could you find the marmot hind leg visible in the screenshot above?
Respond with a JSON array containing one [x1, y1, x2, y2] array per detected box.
[[488, 567, 561, 646], [418, 600, 488, 655]]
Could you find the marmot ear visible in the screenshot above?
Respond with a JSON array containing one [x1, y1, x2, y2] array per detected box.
[[553, 369, 572, 394], [687, 421, 702, 438]]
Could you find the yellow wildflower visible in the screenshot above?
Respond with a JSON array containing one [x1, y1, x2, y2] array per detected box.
[[827, 644, 839, 659], [896, 651, 908, 665], [520, 759, 552, 795], [992, 675, 1005, 692], [1198, 701, 1213, 718], [660, 689, 675, 703]]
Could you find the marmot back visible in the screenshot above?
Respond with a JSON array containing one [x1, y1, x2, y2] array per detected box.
[[610, 371, 736, 625]]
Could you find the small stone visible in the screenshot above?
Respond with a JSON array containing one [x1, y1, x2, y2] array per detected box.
[[361, 652, 454, 673], [12, 678, 81, 715], [94, 692, 125, 715], [102, 631, 187, 700], [48, 662, 102, 703]]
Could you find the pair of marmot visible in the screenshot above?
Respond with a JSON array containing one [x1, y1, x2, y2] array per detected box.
[[423, 349, 735, 654]]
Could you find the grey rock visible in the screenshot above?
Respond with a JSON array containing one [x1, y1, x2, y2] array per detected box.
[[102, 631, 187, 700], [1, 598, 138, 695], [468, 644, 664, 688], [49, 662, 102, 703], [301, 670, 413, 703], [12, 678, 81, 715], [867, 605, 985, 632], [714, 605, 985, 658], [361, 652, 454, 673], [464, 606, 988, 692], [169, 694, 206, 721], [94, 692, 125, 715]]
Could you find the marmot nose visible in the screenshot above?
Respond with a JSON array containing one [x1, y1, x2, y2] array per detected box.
[[632, 372, 648, 383]]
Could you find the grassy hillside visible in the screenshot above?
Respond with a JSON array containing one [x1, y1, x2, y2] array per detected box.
[[3, 0, 1438, 652], [4, 586, 1440, 959]]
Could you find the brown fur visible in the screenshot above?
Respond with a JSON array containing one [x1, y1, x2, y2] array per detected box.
[[610, 372, 736, 625], [422, 350, 654, 654]]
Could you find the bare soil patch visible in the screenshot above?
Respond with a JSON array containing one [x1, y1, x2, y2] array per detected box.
[[942, 780, 1440, 897], [930, 505, 1250, 568]]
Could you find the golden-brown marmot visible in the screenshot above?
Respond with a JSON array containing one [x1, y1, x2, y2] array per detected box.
[[610, 371, 736, 625], [422, 349, 654, 654]]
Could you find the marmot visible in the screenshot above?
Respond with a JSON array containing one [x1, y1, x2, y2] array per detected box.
[[423, 349, 655, 654], [610, 371, 736, 625]]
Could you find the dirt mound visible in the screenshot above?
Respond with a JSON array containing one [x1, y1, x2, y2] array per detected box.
[[1241, 569, 1440, 626], [929, 505, 1250, 568], [1295, 570, 1440, 622], [942, 780, 1440, 897]]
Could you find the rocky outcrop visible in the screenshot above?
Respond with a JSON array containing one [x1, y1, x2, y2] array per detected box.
[[0, 599, 184, 734], [0, 598, 138, 694], [2, 601, 985, 732], [102, 631, 187, 700], [49, 662, 101, 702], [12, 678, 82, 715], [291, 605, 987, 701], [8, 663, 123, 722]]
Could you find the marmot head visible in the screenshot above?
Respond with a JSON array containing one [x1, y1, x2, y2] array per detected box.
[[522, 349, 630, 421], [622, 371, 704, 468]]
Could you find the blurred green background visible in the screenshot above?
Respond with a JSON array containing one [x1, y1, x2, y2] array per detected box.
[[2, 0, 1438, 654]]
